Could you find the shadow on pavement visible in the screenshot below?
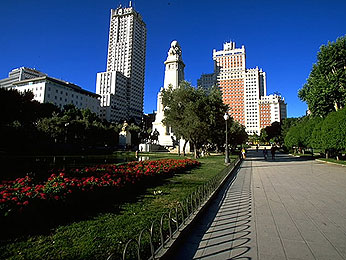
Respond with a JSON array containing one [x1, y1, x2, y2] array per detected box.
[[163, 165, 253, 260]]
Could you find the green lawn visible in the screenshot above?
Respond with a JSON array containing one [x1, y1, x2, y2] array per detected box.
[[0, 154, 234, 260], [318, 158, 346, 166]]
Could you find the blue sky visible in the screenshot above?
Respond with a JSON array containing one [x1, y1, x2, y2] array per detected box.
[[1, 0, 345, 118]]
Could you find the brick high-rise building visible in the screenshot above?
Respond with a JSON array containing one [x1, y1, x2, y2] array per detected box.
[[96, 3, 146, 122], [259, 94, 287, 129], [211, 41, 286, 135], [213, 42, 247, 126]]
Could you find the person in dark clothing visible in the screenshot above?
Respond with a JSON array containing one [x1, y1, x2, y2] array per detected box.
[[263, 147, 268, 160], [271, 146, 276, 160]]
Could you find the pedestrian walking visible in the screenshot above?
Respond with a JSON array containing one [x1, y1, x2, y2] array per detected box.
[[263, 147, 268, 160], [271, 146, 276, 160], [256, 144, 259, 152], [241, 147, 246, 159]]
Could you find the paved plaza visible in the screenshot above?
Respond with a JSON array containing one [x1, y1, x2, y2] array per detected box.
[[166, 150, 346, 260]]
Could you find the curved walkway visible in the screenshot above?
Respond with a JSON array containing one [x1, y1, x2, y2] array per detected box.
[[165, 150, 346, 260]]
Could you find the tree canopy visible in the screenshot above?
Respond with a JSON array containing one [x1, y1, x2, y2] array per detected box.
[[0, 88, 125, 154], [162, 81, 246, 158], [298, 36, 346, 117], [283, 110, 346, 159]]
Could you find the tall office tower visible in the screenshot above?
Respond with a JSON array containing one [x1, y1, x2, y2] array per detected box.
[[96, 3, 146, 122], [213, 42, 247, 126]]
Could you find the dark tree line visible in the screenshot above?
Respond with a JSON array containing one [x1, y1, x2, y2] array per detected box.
[[0, 88, 140, 155]]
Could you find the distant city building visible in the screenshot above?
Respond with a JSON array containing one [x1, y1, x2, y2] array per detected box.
[[142, 112, 156, 132], [210, 41, 287, 134], [12, 76, 101, 115], [0, 67, 46, 89], [96, 3, 147, 123], [244, 67, 266, 134], [197, 73, 216, 90], [259, 94, 287, 129]]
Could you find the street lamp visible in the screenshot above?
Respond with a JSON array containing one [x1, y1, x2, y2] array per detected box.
[[224, 112, 230, 164]]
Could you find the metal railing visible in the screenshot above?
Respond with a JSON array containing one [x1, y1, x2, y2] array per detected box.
[[107, 157, 240, 260]]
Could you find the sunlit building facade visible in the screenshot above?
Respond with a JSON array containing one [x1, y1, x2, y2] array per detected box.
[[0, 67, 46, 89], [12, 76, 100, 115], [96, 3, 146, 122], [213, 42, 247, 126], [212, 41, 286, 134], [259, 94, 287, 129]]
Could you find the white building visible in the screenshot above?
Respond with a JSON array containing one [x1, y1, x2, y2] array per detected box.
[[152, 40, 186, 148], [244, 67, 266, 135], [12, 76, 101, 115], [96, 3, 146, 123], [0, 67, 46, 89], [259, 94, 287, 129]]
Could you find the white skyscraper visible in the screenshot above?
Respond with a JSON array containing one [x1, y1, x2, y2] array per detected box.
[[96, 3, 146, 122]]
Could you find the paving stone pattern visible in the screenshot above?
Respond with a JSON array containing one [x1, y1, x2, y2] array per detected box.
[[167, 151, 346, 260]]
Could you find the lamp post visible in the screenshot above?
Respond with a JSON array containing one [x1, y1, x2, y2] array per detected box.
[[224, 113, 230, 164]]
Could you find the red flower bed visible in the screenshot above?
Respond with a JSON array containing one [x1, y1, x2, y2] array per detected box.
[[0, 159, 199, 217]]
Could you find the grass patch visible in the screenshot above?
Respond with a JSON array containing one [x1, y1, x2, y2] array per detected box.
[[318, 158, 346, 166], [0, 154, 234, 260]]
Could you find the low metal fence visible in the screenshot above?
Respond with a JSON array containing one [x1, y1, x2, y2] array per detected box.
[[107, 157, 240, 260]]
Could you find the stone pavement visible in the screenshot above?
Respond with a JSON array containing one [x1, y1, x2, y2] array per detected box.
[[165, 150, 346, 260]]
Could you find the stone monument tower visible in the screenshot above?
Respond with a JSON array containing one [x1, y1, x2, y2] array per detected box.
[[152, 41, 186, 147]]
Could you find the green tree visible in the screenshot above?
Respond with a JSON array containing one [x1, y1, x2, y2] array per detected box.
[[259, 128, 269, 144], [204, 86, 231, 151], [281, 118, 300, 140], [0, 88, 60, 153], [248, 133, 260, 145], [283, 116, 324, 154], [300, 116, 323, 150], [228, 121, 247, 149], [320, 108, 346, 159], [298, 36, 346, 117], [162, 82, 228, 158], [284, 124, 302, 152], [37, 113, 66, 143], [261, 121, 282, 144]]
